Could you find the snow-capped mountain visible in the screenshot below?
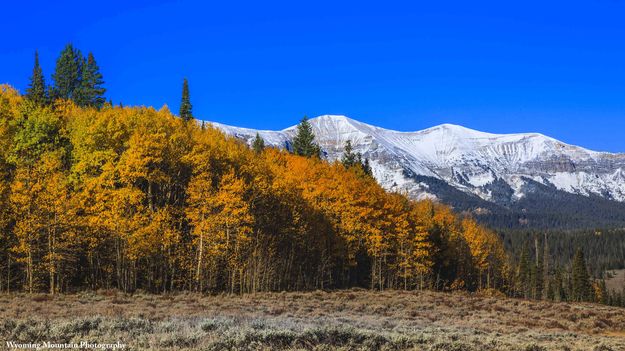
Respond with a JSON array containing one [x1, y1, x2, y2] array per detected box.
[[208, 115, 625, 205]]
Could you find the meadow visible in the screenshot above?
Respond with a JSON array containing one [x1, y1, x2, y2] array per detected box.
[[0, 289, 623, 350]]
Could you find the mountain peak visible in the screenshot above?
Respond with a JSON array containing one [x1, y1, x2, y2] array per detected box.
[[310, 114, 352, 122], [289, 115, 369, 140], [422, 123, 550, 141], [423, 123, 495, 138], [208, 114, 625, 204], [306, 115, 360, 129]]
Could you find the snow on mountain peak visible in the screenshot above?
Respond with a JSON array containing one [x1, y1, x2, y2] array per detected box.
[[423, 123, 495, 137], [207, 115, 625, 203]]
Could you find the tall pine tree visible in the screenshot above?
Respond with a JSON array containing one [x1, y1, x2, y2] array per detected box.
[[362, 158, 373, 176], [26, 51, 47, 105], [572, 248, 592, 302], [51, 44, 82, 101], [252, 133, 265, 153], [292, 116, 320, 158], [341, 140, 357, 168], [553, 266, 565, 301], [179, 78, 193, 122], [75, 52, 106, 108]]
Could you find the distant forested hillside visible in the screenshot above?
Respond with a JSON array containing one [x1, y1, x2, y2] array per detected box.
[[409, 175, 625, 230], [500, 228, 625, 277]]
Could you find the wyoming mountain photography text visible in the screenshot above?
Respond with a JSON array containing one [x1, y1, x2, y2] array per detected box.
[[1, 0, 624, 350]]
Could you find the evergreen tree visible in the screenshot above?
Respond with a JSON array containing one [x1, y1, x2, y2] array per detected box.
[[553, 266, 564, 301], [51, 44, 82, 101], [73, 55, 87, 106], [362, 158, 373, 176], [25, 51, 47, 105], [571, 248, 592, 302], [346, 144, 374, 177], [341, 140, 357, 168], [252, 132, 265, 153], [529, 262, 538, 299], [179, 78, 193, 122], [292, 116, 320, 158], [75, 53, 106, 108]]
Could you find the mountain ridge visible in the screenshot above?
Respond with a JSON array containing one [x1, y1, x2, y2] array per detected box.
[[206, 115, 625, 228]]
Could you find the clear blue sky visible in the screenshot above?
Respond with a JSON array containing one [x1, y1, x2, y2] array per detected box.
[[2, 0, 624, 152]]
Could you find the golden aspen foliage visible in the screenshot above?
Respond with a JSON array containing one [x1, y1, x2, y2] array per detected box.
[[0, 86, 510, 294]]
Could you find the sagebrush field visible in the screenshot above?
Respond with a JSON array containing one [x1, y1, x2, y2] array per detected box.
[[1, 290, 623, 350]]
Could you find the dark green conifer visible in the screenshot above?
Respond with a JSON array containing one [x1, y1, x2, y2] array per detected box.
[[25, 51, 47, 105], [252, 133, 265, 153], [51, 43, 82, 101], [553, 266, 565, 301], [529, 262, 538, 299], [179, 78, 193, 122], [362, 158, 373, 176], [75, 52, 106, 108], [571, 248, 592, 302], [341, 140, 357, 168], [292, 116, 320, 158]]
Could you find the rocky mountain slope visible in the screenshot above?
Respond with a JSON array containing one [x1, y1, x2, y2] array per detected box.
[[209, 115, 625, 228]]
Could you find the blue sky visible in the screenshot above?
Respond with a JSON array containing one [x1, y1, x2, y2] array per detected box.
[[2, 0, 624, 152]]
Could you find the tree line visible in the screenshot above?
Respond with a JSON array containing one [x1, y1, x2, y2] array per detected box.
[[502, 230, 625, 307]]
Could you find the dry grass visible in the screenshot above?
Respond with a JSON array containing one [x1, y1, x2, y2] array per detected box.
[[0, 289, 623, 350]]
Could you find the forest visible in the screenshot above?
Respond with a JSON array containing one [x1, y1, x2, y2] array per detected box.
[[0, 83, 510, 295], [0, 45, 622, 310]]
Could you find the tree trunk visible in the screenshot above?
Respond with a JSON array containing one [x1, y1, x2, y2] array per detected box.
[[6, 254, 10, 293], [48, 229, 54, 294], [196, 231, 204, 292], [28, 238, 33, 294]]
